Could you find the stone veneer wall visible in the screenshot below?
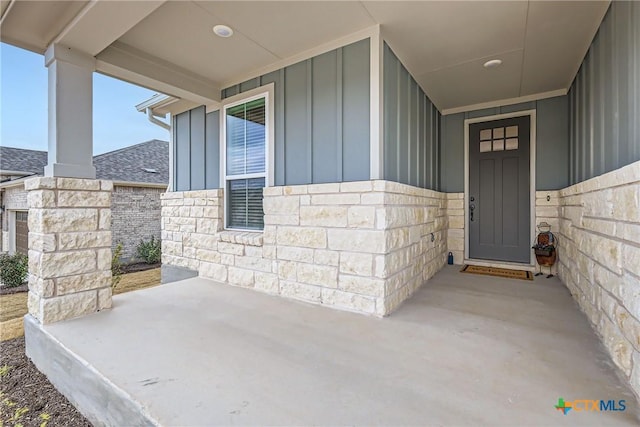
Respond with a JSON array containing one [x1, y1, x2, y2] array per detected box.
[[26, 177, 113, 324], [446, 193, 464, 265], [111, 185, 164, 260], [556, 161, 640, 398], [161, 180, 447, 316]]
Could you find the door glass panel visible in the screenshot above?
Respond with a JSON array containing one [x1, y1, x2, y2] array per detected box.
[[480, 129, 492, 140], [505, 138, 519, 150], [493, 139, 504, 151], [480, 141, 492, 152], [506, 125, 518, 137], [493, 127, 504, 138]]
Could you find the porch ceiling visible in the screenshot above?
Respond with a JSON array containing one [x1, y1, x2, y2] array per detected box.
[[0, 1, 610, 112]]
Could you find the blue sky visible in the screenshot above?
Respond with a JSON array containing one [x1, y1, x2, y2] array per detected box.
[[1, 43, 169, 155]]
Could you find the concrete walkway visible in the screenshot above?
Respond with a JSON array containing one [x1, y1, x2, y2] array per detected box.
[[29, 266, 638, 425]]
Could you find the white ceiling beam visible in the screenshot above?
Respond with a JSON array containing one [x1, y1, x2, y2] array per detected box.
[[53, 0, 166, 56], [96, 42, 220, 106]]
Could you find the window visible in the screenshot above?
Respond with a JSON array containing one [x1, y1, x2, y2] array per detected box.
[[223, 91, 271, 230]]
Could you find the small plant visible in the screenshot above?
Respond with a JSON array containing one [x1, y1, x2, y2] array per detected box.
[[0, 253, 28, 288], [136, 236, 161, 264], [111, 243, 124, 289]]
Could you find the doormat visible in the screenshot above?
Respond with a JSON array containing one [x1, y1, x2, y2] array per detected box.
[[460, 264, 533, 281]]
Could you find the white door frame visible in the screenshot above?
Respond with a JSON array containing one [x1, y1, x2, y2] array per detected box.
[[463, 110, 537, 266]]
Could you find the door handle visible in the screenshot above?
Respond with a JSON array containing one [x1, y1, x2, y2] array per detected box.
[[469, 203, 475, 222]]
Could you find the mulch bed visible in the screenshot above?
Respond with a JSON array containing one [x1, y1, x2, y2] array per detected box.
[[0, 284, 28, 296], [121, 262, 160, 274], [0, 337, 91, 427]]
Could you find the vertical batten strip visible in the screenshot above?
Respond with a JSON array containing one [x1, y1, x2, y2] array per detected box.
[[337, 48, 344, 182]]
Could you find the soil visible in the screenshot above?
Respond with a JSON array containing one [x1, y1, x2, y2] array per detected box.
[[0, 337, 91, 427], [0, 284, 28, 296]]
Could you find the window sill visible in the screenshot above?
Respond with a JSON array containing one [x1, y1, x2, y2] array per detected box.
[[219, 230, 263, 247]]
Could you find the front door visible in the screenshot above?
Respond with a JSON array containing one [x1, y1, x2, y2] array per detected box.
[[469, 116, 530, 263]]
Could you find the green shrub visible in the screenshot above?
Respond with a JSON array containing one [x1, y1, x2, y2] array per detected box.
[[0, 253, 28, 288], [136, 236, 161, 264], [111, 243, 123, 289]]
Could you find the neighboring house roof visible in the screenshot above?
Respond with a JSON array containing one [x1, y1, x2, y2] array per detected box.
[[93, 140, 169, 185], [0, 140, 169, 185], [0, 146, 48, 176]]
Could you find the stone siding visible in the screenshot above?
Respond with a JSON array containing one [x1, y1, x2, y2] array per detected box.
[[446, 193, 464, 265], [161, 181, 447, 316], [26, 177, 113, 324], [111, 185, 164, 261], [556, 160, 640, 399]]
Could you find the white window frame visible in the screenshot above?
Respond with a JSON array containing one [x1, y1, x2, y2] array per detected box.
[[220, 83, 275, 231]]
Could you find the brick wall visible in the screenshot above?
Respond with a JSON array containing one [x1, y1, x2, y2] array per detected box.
[[161, 181, 448, 316], [111, 186, 164, 261]]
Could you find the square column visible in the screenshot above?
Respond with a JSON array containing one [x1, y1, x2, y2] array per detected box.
[[44, 44, 96, 179], [26, 177, 113, 324]]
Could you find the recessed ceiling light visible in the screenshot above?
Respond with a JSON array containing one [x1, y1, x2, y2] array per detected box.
[[213, 25, 233, 38], [483, 59, 502, 69]]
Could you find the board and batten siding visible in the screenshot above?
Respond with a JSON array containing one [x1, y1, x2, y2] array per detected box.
[[568, 0, 640, 185], [440, 96, 570, 192], [173, 107, 220, 191], [222, 38, 371, 186], [383, 44, 441, 190]]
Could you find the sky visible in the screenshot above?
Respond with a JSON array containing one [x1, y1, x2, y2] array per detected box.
[[0, 42, 170, 155]]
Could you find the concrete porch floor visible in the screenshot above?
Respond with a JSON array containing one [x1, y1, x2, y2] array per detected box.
[[26, 266, 638, 426]]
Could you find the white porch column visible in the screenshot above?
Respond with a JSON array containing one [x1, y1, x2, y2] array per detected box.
[[26, 45, 113, 324], [44, 44, 96, 179]]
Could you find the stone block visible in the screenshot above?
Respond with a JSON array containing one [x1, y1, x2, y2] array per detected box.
[[612, 185, 640, 222], [263, 186, 282, 196], [227, 267, 254, 287], [280, 281, 321, 303], [311, 193, 361, 205], [321, 288, 376, 314], [264, 214, 299, 226], [99, 209, 111, 231], [29, 233, 56, 253], [218, 242, 245, 256], [283, 185, 308, 195], [277, 261, 297, 280], [254, 272, 279, 294], [29, 208, 98, 233], [25, 176, 56, 190], [623, 244, 640, 277], [57, 271, 111, 295], [340, 181, 372, 193], [339, 252, 373, 276], [385, 228, 410, 252], [300, 206, 348, 227], [348, 206, 375, 229], [40, 291, 98, 324], [263, 196, 299, 215], [314, 249, 339, 267], [56, 178, 101, 191], [100, 180, 114, 191], [599, 314, 633, 376], [96, 248, 112, 271], [277, 246, 314, 263], [235, 256, 273, 272], [360, 193, 385, 205], [297, 263, 337, 287], [97, 287, 112, 310], [27, 190, 56, 208], [338, 275, 385, 297], [162, 240, 183, 257], [28, 276, 54, 298], [277, 226, 326, 249], [27, 292, 41, 319], [196, 249, 221, 263], [37, 250, 97, 279], [200, 262, 227, 282], [327, 229, 385, 253], [58, 231, 111, 250], [449, 215, 464, 229]]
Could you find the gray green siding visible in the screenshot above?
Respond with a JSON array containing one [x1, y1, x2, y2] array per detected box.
[[172, 107, 220, 191], [383, 44, 440, 190], [223, 38, 371, 186], [440, 96, 570, 192], [568, 1, 640, 185]]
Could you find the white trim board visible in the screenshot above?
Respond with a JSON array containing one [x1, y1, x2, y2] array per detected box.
[[463, 109, 537, 267]]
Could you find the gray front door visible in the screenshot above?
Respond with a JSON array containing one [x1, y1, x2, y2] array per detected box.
[[469, 116, 530, 263]]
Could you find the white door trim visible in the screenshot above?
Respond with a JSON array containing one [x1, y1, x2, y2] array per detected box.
[[463, 109, 537, 266]]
